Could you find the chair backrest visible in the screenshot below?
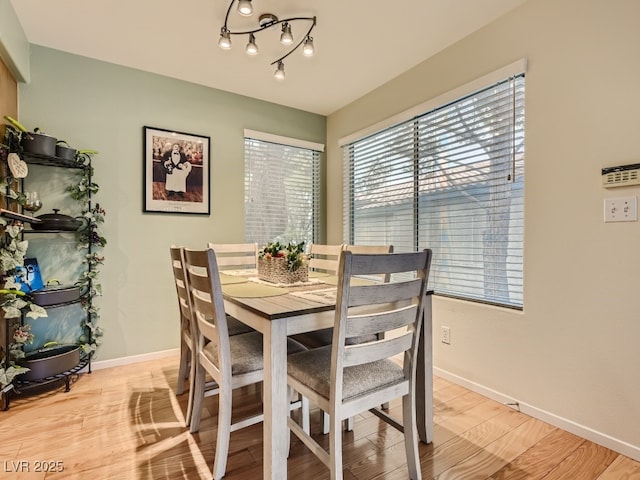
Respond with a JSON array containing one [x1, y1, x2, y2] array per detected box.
[[344, 244, 394, 282], [308, 243, 344, 275], [208, 242, 258, 271], [331, 249, 432, 402], [170, 245, 195, 341], [344, 244, 394, 254], [183, 248, 232, 382]]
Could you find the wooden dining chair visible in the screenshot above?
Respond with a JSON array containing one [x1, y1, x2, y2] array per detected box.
[[308, 243, 343, 275], [345, 244, 394, 281], [293, 244, 394, 350], [290, 243, 344, 350], [207, 242, 257, 336], [295, 244, 396, 432], [286, 249, 432, 480], [169, 246, 198, 426], [184, 247, 308, 480], [208, 242, 258, 271]]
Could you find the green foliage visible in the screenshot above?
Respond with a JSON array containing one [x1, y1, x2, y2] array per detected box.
[[259, 241, 306, 271], [0, 365, 30, 389], [66, 165, 99, 202]]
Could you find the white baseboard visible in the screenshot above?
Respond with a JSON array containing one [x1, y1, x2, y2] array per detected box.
[[433, 367, 640, 462], [89, 348, 179, 371]]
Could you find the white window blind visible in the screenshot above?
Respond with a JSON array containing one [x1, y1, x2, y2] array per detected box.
[[245, 135, 321, 247], [343, 74, 525, 308]]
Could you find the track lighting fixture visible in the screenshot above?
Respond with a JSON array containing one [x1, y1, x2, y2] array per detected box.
[[274, 61, 286, 81], [246, 33, 258, 55], [218, 0, 317, 80], [280, 22, 293, 45], [237, 0, 252, 16]]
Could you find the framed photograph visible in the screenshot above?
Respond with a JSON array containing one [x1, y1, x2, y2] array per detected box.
[[143, 126, 210, 215]]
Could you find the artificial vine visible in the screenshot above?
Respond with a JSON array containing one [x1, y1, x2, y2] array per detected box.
[[67, 159, 106, 356], [0, 203, 48, 388]]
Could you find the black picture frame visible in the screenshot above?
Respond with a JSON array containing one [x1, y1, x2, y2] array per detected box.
[[143, 126, 210, 215]]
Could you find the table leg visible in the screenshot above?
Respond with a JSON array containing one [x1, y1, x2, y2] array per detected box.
[[263, 318, 289, 480], [416, 293, 433, 444]]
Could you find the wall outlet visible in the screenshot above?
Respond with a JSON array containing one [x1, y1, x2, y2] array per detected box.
[[604, 196, 638, 222], [441, 326, 451, 345]]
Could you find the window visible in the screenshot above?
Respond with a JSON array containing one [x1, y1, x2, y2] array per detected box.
[[244, 131, 322, 247], [342, 71, 525, 308]]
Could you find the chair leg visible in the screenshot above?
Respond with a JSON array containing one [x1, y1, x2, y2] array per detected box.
[[212, 383, 233, 480], [176, 338, 189, 395], [402, 393, 421, 480], [322, 410, 353, 434], [329, 413, 344, 480], [344, 417, 354, 432], [301, 396, 310, 434], [185, 346, 196, 426], [189, 362, 206, 433]]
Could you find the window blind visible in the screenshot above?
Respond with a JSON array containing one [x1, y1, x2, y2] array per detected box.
[[343, 74, 525, 308], [245, 136, 321, 247]]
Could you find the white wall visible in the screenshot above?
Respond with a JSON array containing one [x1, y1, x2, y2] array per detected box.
[[16, 45, 325, 363], [327, 0, 640, 459]]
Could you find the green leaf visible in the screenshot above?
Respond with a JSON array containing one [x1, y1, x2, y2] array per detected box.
[[0, 366, 30, 388], [26, 304, 49, 319]]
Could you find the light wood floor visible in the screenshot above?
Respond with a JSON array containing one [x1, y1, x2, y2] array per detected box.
[[1, 355, 639, 479]]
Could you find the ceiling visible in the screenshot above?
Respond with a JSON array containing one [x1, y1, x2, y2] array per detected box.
[[10, 0, 527, 116]]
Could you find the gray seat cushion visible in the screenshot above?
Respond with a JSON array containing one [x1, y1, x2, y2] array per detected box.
[[287, 345, 404, 401], [227, 315, 255, 336], [291, 328, 378, 349], [204, 331, 307, 375]]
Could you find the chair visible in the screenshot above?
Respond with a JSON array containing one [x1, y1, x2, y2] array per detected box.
[[169, 246, 198, 426], [207, 242, 257, 336], [207, 242, 258, 272], [290, 243, 343, 350], [295, 244, 396, 432], [286, 249, 432, 480], [307, 243, 343, 276], [293, 244, 394, 349], [184, 247, 308, 480], [344, 244, 394, 282]]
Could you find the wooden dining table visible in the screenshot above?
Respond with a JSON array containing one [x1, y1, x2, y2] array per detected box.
[[220, 271, 433, 480]]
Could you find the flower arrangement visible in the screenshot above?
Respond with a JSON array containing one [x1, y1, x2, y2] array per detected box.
[[258, 241, 308, 284]]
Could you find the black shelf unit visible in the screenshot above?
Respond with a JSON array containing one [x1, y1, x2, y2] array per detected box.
[[1, 136, 96, 410]]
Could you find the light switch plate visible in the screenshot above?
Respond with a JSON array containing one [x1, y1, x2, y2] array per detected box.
[[604, 196, 638, 222]]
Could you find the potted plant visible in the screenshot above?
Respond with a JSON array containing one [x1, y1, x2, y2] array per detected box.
[[257, 241, 308, 284]]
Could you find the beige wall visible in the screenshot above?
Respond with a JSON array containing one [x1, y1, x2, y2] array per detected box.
[[327, 0, 640, 458]]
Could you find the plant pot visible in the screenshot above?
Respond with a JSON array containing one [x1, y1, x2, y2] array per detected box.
[[18, 345, 80, 381]]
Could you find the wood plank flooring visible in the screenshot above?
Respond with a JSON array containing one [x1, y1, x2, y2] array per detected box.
[[1, 355, 638, 479]]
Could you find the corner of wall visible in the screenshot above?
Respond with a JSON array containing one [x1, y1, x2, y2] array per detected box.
[[0, 0, 30, 83]]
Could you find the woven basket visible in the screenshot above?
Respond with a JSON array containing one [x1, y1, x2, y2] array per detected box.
[[258, 256, 309, 284]]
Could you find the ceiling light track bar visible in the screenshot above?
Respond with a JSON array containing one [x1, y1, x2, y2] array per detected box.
[[222, 17, 316, 37]]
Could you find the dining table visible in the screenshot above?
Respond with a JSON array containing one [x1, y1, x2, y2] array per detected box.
[[219, 270, 433, 480]]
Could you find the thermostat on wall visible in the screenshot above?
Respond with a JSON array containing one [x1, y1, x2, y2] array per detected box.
[[602, 163, 640, 188]]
